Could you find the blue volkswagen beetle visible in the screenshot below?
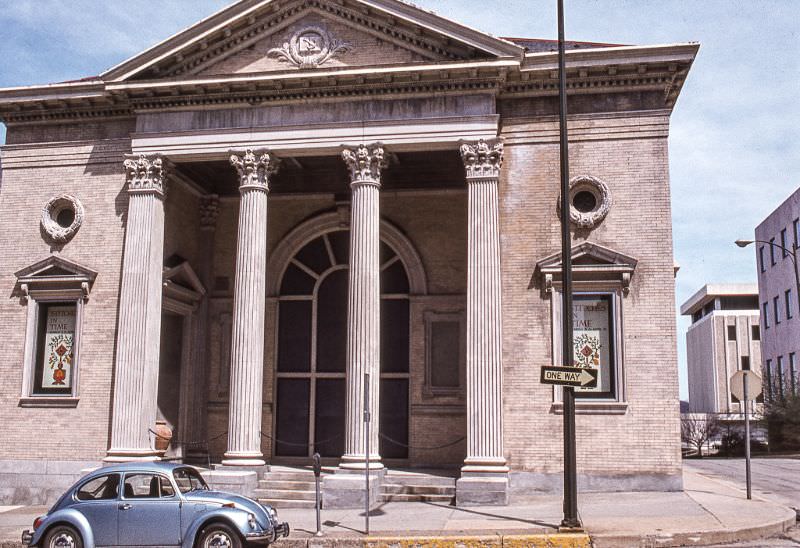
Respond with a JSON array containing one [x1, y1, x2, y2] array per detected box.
[[22, 462, 289, 548]]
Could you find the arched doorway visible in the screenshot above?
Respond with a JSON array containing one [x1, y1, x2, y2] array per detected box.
[[273, 228, 411, 461]]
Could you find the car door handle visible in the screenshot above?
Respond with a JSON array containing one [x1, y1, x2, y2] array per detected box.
[[119, 503, 132, 510]]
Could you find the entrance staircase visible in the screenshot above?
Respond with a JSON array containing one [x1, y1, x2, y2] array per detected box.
[[255, 467, 456, 508], [379, 469, 456, 505], [254, 466, 326, 509]]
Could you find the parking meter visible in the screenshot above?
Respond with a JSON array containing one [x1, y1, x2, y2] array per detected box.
[[313, 453, 322, 477], [312, 453, 322, 536]]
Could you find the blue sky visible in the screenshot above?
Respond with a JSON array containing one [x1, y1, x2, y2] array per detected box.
[[1, 1, 798, 400]]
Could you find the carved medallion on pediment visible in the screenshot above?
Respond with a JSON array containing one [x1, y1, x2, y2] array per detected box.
[[268, 26, 351, 69]]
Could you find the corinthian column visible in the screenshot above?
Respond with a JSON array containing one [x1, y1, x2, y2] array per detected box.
[[223, 150, 279, 467], [340, 144, 387, 471], [456, 139, 509, 505], [106, 155, 168, 462]]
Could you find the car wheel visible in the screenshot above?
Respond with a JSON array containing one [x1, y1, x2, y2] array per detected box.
[[197, 523, 242, 548], [43, 525, 83, 548]]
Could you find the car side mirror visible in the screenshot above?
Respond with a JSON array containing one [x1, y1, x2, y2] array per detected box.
[[312, 453, 322, 477]]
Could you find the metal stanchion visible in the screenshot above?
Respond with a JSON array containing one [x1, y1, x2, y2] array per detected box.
[[313, 453, 323, 536], [364, 372, 371, 536]]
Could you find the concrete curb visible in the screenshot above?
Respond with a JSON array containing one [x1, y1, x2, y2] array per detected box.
[[0, 534, 592, 548], [591, 506, 797, 548]]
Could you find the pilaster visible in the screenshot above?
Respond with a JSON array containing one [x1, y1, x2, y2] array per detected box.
[[457, 139, 509, 505], [223, 150, 278, 467], [106, 155, 168, 462]]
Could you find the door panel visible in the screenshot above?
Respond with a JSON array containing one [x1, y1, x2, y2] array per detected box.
[[275, 379, 311, 457], [119, 474, 181, 546], [314, 379, 346, 457]]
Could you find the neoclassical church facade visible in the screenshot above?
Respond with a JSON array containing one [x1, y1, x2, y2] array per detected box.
[[0, 0, 697, 505]]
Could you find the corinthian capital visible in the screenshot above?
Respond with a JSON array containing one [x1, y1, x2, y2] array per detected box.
[[460, 139, 504, 180], [342, 144, 388, 187], [124, 155, 168, 196], [230, 149, 279, 192]]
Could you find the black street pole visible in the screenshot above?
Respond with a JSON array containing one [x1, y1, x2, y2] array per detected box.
[[558, 0, 581, 530]]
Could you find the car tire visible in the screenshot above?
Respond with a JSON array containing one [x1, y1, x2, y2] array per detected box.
[[196, 522, 243, 548], [42, 525, 83, 548]]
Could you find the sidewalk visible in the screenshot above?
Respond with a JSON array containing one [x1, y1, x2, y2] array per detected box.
[[0, 468, 795, 548]]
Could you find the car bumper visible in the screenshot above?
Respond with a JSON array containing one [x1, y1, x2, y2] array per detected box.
[[21, 530, 34, 546]]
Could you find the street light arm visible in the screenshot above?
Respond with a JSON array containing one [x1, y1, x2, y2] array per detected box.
[[737, 238, 798, 266]]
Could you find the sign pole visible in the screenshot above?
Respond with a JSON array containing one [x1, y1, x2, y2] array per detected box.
[[364, 372, 371, 535], [744, 373, 752, 500], [557, 0, 581, 530]]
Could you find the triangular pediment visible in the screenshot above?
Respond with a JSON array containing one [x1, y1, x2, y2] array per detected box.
[[163, 262, 206, 297], [536, 242, 638, 273], [102, 0, 522, 82], [15, 256, 98, 284]]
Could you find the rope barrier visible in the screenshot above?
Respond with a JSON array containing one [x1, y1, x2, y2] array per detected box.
[[147, 429, 228, 448], [379, 432, 466, 451], [260, 430, 344, 449]]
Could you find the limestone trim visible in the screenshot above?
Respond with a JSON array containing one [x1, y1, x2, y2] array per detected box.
[[535, 241, 638, 296], [131, 116, 500, 160], [15, 256, 97, 406], [460, 139, 503, 180], [558, 175, 613, 229], [267, 212, 427, 297], [41, 195, 84, 244], [123, 154, 168, 196], [230, 149, 280, 192], [268, 25, 352, 69], [342, 144, 388, 187]]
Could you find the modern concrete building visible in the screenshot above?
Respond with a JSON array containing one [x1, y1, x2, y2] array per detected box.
[[0, 0, 698, 506], [753, 187, 800, 400], [681, 284, 762, 414]]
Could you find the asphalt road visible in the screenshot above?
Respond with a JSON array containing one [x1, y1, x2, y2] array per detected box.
[[685, 458, 800, 547]]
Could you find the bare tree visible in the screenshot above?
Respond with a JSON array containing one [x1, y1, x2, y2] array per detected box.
[[681, 413, 721, 458]]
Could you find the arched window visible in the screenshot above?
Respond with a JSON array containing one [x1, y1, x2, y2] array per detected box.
[[274, 229, 410, 459]]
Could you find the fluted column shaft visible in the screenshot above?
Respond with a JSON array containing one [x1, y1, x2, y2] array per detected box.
[[341, 144, 387, 471], [107, 155, 168, 462], [461, 140, 508, 473], [223, 150, 278, 467]]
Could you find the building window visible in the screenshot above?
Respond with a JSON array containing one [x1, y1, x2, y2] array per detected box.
[[770, 238, 777, 266], [759, 246, 766, 273], [727, 325, 737, 341], [765, 359, 773, 401], [777, 356, 785, 398], [781, 229, 789, 258], [752, 324, 760, 341], [424, 311, 465, 396], [794, 219, 799, 251], [15, 256, 97, 406], [763, 302, 770, 328], [741, 356, 750, 371], [774, 296, 781, 325], [787, 289, 793, 320], [790, 353, 797, 396]]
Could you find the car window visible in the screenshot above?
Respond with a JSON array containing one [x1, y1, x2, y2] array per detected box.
[[76, 474, 120, 501], [173, 468, 209, 494], [123, 473, 175, 499]]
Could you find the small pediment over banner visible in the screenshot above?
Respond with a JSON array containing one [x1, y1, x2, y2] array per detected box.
[[533, 242, 638, 295], [163, 262, 206, 313], [15, 256, 98, 300]]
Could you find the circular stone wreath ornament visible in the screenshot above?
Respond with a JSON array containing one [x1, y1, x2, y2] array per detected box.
[[563, 175, 612, 229], [42, 195, 84, 243]]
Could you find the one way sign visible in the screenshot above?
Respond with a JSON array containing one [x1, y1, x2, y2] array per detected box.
[[540, 366, 598, 388]]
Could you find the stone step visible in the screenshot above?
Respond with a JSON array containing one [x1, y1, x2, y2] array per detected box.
[[381, 484, 455, 496], [379, 493, 455, 504], [383, 474, 457, 488], [258, 479, 317, 490], [262, 471, 320, 482], [258, 498, 317, 509], [253, 488, 317, 501]]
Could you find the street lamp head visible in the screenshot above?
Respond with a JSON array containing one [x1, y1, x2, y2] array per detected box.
[[735, 239, 755, 248]]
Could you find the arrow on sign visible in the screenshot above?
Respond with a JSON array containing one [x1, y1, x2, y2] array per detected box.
[[540, 366, 598, 388]]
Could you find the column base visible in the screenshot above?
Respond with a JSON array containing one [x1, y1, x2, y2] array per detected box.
[[104, 449, 161, 463], [338, 453, 384, 471], [221, 452, 266, 467], [202, 468, 261, 497], [457, 460, 509, 506]]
